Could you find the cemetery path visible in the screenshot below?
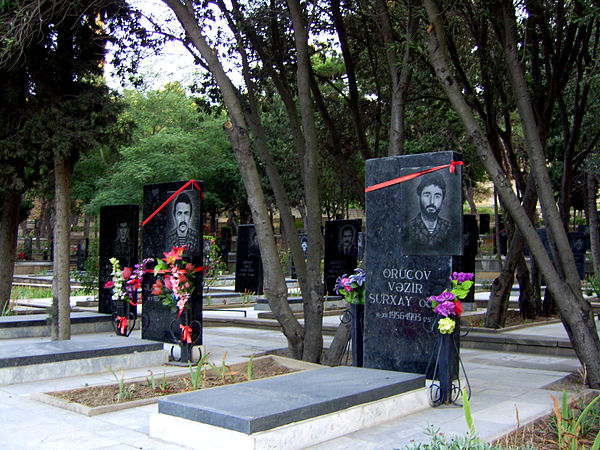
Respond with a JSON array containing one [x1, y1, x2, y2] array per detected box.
[[0, 319, 597, 449]]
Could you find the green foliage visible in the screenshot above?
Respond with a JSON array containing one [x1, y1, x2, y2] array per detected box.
[[188, 352, 210, 390], [247, 354, 254, 381], [208, 353, 234, 384], [107, 366, 131, 401], [551, 390, 600, 449], [86, 85, 242, 215]]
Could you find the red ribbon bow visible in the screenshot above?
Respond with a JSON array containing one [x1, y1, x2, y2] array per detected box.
[[117, 316, 128, 335], [365, 160, 464, 193], [180, 324, 193, 343]]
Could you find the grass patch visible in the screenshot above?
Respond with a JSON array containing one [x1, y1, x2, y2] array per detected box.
[[10, 285, 85, 300]]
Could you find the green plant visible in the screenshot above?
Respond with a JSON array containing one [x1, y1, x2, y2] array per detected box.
[[147, 370, 156, 390], [208, 352, 235, 384], [247, 354, 254, 381], [107, 366, 130, 401], [189, 352, 210, 389], [242, 289, 255, 304], [402, 389, 531, 449], [551, 390, 600, 449], [584, 274, 600, 297]]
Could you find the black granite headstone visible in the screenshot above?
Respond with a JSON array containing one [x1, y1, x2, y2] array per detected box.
[[323, 220, 361, 296], [568, 232, 586, 280], [99, 205, 139, 315], [479, 213, 490, 234], [364, 151, 462, 376], [141, 181, 204, 344], [234, 224, 264, 295], [452, 215, 478, 303], [23, 238, 32, 260]]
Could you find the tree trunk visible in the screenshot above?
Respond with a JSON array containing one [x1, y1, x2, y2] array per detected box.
[[0, 191, 22, 314], [162, 0, 305, 358], [424, 0, 600, 387], [53, 152, 72, 340], [287, 0, 325, 362], [516, 254, 536, 319], [587, 168, 600, 275]]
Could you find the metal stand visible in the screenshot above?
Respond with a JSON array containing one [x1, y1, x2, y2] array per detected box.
[[169, 309, 202, 364]]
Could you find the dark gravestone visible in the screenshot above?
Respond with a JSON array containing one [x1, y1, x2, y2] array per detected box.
[[358, 232, 365, 261], [99, 205, 139, 315], [479, 213, 490, 235], [290, 234, 308, 280], [76, 239, 88, 271], [234, 225, 264, 295], [452, 214, 478, 303], [364, 151, 462, 376], [23, 237, 32, 260], [141, 181, 204, 344], [568, 232, 586, 280], [323, 220, 361, 296]]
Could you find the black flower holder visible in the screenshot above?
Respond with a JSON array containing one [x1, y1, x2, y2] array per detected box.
[[104, 258, 150, 337], [152, 245, 202, 364], [424, 272, 473, 407], [334, 268, 366, 367]]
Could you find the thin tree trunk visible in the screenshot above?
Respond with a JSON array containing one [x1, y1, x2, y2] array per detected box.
[[163, 0, 305, 358], [0, 191, 22, 313], [53, 153, 71, 340], [287, 0, 325, 362], [587, 168, 600, 274], [516, 254, 536, 319], [424, 0, 600, 387]]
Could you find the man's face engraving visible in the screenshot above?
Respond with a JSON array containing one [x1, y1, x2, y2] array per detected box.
[[118, 222, 129, 242], [175, 202, 191, 235], [342, 228, 353, 246], [419, 184, 444, 221]]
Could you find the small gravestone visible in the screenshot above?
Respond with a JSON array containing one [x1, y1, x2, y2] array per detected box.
[[290, 234, 308, 280], [99, 205, 139, 315], [323, 220, 361, 295], [23, 237, 32, 260], [358, 232, 365, 261], [364, 151, 462, 376], [568, 232, 586, 280], [479, 213, 490, 234], [76, 239, 88, 271], [452, 215, 478, 304], [234, 225, 263, 295], [141, 181, 204, 344]]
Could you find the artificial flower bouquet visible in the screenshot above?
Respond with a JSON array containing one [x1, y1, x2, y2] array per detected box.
[[104, 257, 150, 305], [151, 245, 199, 317], [334, 268, 366, 305], [428, 272, 474, 334]]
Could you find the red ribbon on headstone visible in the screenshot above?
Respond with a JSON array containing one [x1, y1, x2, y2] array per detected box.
[[180, 324, 193, 343], [116, 315, 128, 335], [365, 161, 463, 193], [142, 180, 203, 227]]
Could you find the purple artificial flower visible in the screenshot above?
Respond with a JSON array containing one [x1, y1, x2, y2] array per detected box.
[[436, 291, 455, 302], [434, 300, 456, 317], [351, 268, 366, 287], [334, 275, 350, 295], [452, 272, 474, 283]]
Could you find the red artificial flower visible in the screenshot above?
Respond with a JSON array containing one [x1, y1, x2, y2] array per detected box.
[[122, 267, 132, 280], [104, 280, 115, 289], [454, 299, 463, 317], [151, 279, 163, 296], [163, 245, 186, 265], [164, 275, 173, 291]]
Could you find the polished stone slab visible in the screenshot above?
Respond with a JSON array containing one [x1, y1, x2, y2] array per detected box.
[[0, 336, 163, 368], [158, 366, 425, 434]]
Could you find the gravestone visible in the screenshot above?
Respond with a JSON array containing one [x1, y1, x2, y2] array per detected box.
[[323, 220, 361, 296], [141, 181, 204, 344], [234, 224, 264, 295], [358, 232, 365, 261], [76, 239, 88, 271], [568, 232, 586, 280], [99, 205, 139, 315], [452, 214, 478, 304], [23, 237, 32, 260], [364, 151, 462, 376], [479, 213, 490, 234], [290, 234, 308, 280]]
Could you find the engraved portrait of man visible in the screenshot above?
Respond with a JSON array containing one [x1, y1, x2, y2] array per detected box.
[[402, 172, 453, 254], [165, 192, 200, 255], [338, 224, 357, 256], [113, 221, 133, 257]]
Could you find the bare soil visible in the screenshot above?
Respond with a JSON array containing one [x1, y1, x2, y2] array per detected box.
[[462, 310, 560, 329], [49, 358, 296, 408]]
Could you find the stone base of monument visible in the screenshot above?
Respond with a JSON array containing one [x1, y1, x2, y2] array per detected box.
[[149, 366, 428, 449], [0, 311, 115, 339], [0, 337, 166, 385]]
